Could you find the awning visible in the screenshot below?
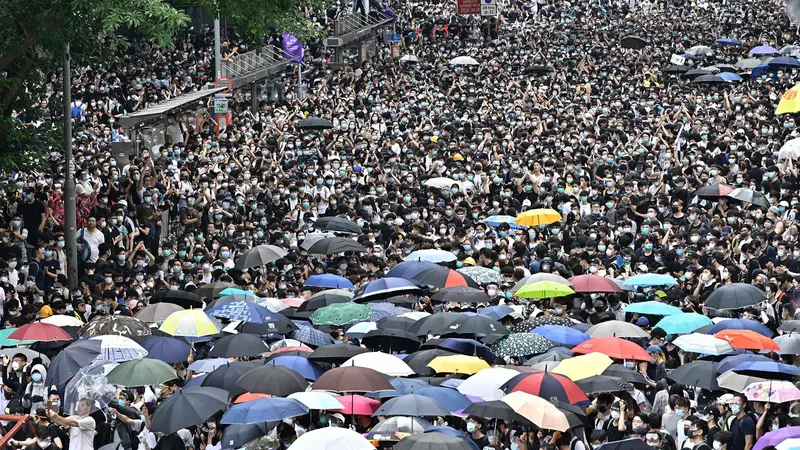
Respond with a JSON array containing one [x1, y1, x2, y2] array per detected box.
[[118, 87, 225, 129]]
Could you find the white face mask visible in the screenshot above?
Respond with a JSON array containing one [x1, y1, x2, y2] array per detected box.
[[611, 411, 620, 420], [713, 442, 722, 450], [466, 422, 477, 433]]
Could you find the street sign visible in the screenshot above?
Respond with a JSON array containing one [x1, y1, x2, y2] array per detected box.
[[216, 77, 232, 93], [481, 0, 498, 16], [670, 54, 686, 65], [388, 33, 402, 42], [457, 0, 480, 15], [214, 98, 229, 114]]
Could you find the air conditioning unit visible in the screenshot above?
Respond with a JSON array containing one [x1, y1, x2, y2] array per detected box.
[[324, 37, 343, 47]]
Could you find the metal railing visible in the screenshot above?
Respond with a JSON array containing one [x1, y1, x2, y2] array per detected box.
[[334, 10, 392, 36], [221, 45, 284, 80], [0, 414, 35, 448]]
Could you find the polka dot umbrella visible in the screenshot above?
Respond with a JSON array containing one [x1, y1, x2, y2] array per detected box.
[[310, 302, 372, 326], [491, 333, 556, 358], [511, 316, 574, 333]]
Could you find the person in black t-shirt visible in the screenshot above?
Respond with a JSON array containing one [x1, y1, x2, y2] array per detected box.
[[466, 416, 490, 449]]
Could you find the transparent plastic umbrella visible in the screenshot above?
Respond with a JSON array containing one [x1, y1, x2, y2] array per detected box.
[[64, 359, 118, 414]]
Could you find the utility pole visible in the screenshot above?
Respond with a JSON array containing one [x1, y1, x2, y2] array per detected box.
[[63, 43, 78, 291], [214, 1, 222, 80]]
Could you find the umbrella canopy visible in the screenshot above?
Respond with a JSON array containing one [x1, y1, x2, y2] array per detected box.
[[768, 56, 800, 68], [692, 74, 725, 84], [306, 237, 366, 255], [709, 319, 773, 337], [516, 281, 575, 299], [753, 427, 800, 450], [686, 45, 713, 55], [106, 358, 177, 387], [150, 386, 229, 434], [750, 45, 778, 55], [201, 361, 262, 390], [664, 64, 691, 73], [718, 72, 744, 82], [368, 416, 432, 441], [206, 300, 274, 324], [743, 380, 800, 403], [291, 427, 374, 450], [714, 330, 780, 351], [478, 305, 515, 321], [432, 337, 497, 360], [87, 335, 147, 362], [622, 301, 682, 316], [415, 386, 472, 412], [290, 326, 333, 347], [673, 333, 734, 355], [781, 45, 800, 56], [568, 275, 622, 293], [449, 56, 479, 65], [716, 37, 741, 46], [311, 366, 393, 392], [409, 312, 469, 336], [297, 117, 333, 130], [774, 333, 800, 355], [552, 353, 619, 381], [399, 54, 419, 62], [140, 336, 190, 363], [0, 328, 34, 347], [308, 343, 370, 364], [304, 274, 355, 289], [78, 316, 152, 339], [596, 439, 651, 450], [362, 328, 420, 353], [387, 261, 441, 280], [457, 367, 520, 400], [533, 325, 589, 346], [620, 35, 647, 50], [512, 316, 574, 332], [654, 313, 713, 335], [288, 391, 342, 410], [733, 361, 800, 380], [233, 245, 287, 269], [343, 351, 415, 377], [188, 358, 229, 373], [299, 289, 354, 312], [575, 375, 631, 394], [404, 349, 457, 376], [353, 277, 421, 303], [266, 356, 324, 381], [404, 249, 457, 263], [502, 372, 588, 405], [501, 391, 577, 432], [209, 334, 269, 358], [429, 355, 490, 375], [491, 333, 555, 357], [234, 365, 309, 397], [160, 310, 221, 338], [313, 217, 362, 234], [726, 188, 770, 207], [718, 354, 774, 374], [704, 283, 767, 310], [717, 371, 767, 392], [457, 267, 503, 286], [149, 289, 203, 309], [9, 322, 71, 342], [310, 302, 371, 325], [572, 337, 652, 361], [335, 394, 381, 415], [777, 85, 800, 115], [41, 315, 83, 328], [239, 313, 298, 336], [195, 282, 237, 299], [413, 267, 478, 289], [374, 394, 450, 417], [515, 208, 562, 227], [431, 286, 490, 304], [135, 303, 184, 323], [667, 361, 720, 390], [513, 273, 573, 291], [46, 340, 103, 385], [221, 398, 309, 424], [395, 433, 474, 450], [621, 275, 678, 288], [586, 321, 649, 338]]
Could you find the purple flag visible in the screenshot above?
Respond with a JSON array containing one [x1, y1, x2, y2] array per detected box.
[[282, 32, 303, 64], [383, 3, 398, 21]]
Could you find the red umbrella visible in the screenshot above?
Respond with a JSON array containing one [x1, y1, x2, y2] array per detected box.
[[10, 323, 72, 342], [268, 346, 313, 357], [568, 275, 623, 293], [233, 393, 274, 404], [714, 330, 780, 351], [335, 395, 380, 415], [413, 267, 479, 289], [695, 184, 734, 198], [501, 372, 589, 405], [571, 337, 652, 361]]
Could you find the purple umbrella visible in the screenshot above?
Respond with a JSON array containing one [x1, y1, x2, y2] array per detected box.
[[754, 426, 800, 450], [749, 45, 778, 55]]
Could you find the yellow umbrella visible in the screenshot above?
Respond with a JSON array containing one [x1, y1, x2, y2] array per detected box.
[[516, 281, 575, 299], [428, 355, 490, 374], [551, 352, 613, 381], [515, 209, 562, 227], [159, 309, 221, 338], [501, 392, 572, 431], [777, 84, 800, 115]]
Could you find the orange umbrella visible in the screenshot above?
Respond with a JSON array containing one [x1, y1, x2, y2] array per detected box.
[[571, 337, 652, 361], [234, 393, 274, 404], [714, 329, 780, 351]]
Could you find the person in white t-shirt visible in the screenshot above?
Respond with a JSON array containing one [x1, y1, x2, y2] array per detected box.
[[47, 397, 96, 450]]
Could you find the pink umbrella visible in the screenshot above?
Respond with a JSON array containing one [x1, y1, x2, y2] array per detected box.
[[281, 298, 306, 308], [335, 395, 381, 415], [744, 380, 800, 403]]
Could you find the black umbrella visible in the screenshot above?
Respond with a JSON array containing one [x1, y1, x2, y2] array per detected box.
[[575, 375, 631, 394], [208, 334, 270, 358], [313, 217, 363, 234], [233, 365, 309, 397], [195, 282, 236, 299], [46, 340, 102, 385], [298, 289, 354, 312], [201, 361, 262, 391], [222, 423, 278, 448], [780, 320, 800, 332], [374, 394, 450, 417], [667, 361, 720, 391], [362, 328, 421, 353], [682, 69, 712, 78], [280, 309, 312, 321], [380, 295, 415, 306], [409, 312, 470, 336], [412, 267, 480, 289], [523, 65, 554, 74], [463, 400, 531, 423], [404, 349, 458, 376], [431, 287, 491, 304], [239, 314, 298, 335], [663, 64, 691, 74], [298, 117, 334, 130], [602, 364, 648, 385], [524, 351, 572, 366], [78, 315, 152, 338], [234, 245, 288, 270], [150, 289, 203, 309], [306, 237, 366, 254], [596, 439, 651, 450], [727, 188, 770, 208], [511, 316, 574, 332], [395, 433, 475, 450], [621, 35, 647, 50], [692, 74, 726, 84], [694, 183, 734, 198], [149, 386, 229, 434], [443, 315, 506, 337], [308, 343, 371, 364], [704, 283, 766, 310], [378, 316, 417, 332]]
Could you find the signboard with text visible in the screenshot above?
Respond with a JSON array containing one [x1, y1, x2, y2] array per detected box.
[[457, 0, 480, 15], [481, 0, 498, 15]]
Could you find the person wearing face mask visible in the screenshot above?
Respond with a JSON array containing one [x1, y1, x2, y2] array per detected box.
[[22, 364, 49, 413], [466, 416, 489, 448], [103, 290, 132, 316], [712, 432, 732, 450], [10, 425, 59, 450], [108, 390, 142, 450], [687, 419, 711, 450], [728, 394, 756, 450], [2, 353, 28, 397], [486, 282, 502, 304]]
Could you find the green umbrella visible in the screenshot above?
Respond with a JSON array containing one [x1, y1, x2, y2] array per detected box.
[[106, 358, 178, 387], [310, 303, 371, 326], [0, 328, 35, 347], [491, 333, 555, 358]]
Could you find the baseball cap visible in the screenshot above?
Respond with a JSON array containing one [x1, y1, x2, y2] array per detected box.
[[646, 345, 662, 354], [636, 316, 650, 328]]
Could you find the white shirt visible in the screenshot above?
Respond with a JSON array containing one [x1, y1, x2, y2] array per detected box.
[[67, 415, 96, 450], [80, 228, 105, 263]]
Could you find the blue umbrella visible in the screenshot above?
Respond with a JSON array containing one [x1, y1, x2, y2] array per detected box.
[[478, 305, 514, 321], [733, 361, 800, 377], [304, 274, 354, 289], [708, 319, 773, 337], [572, 323, 591, 332], [484, 215, 526, 230], [424, 426, 480, 450], [220, 398, 309, 424], [716, 37, 741, 46], [750, 45, 778, 55], [367, 377, 430, 399], [404, 249, 457, 263], [368, 302, 411, 323], [622, 301, 682, 316], [353, 278, 421, 302], [654, 313, 712, 335], [385, 261, 441, 281], [622, 274, 678, 287], [290, 326, 332, 348], [439, 379, 463, 389], [532, 325, 589, 346], [267, 356, 325, 381], [546, 346, 574, 356], [717, 353, 773, 373], [718, 72, 743, 82], [142, 337, 191, 363], [206, 301, 273, 324], [438, 338, 498, 360], [415, 386, 472, 412], [218, 287, 252, 297], [769, 56, 800, 68], [184, 373, 207, 388]]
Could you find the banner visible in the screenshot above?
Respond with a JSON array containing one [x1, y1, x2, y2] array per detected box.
[[282, 32, 304, 64]]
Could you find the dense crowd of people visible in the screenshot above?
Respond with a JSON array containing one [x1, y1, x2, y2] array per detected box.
[[4, 0, 800, 449]]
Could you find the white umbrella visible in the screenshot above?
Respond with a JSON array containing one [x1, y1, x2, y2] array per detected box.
[[42, 315, 84, 327], [449, 56, 479, 65], [88, 335, 148, 362], [399, 54, 419, 63], [402, 311, 430, 321], [457, 367, 519, 401], [254, 297, 290, 313], [342, 352, 414, 377], [586, 321, 648, 338], [672, 333, 733, 355], [269, 339, 309, 352], [288, 391, 344, 410], [345, 322, 378, 339], [686, 45, 713, 56], [778, 438, 800, 450], [780, 45, 800, 56], [300, 233, 337, 250], [717, 370, 767, 392], [423, 177, 458, 189], [779, 137, 800, 160], [291, 427, 374, 450]]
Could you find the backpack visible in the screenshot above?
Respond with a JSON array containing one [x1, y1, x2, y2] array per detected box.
[[77, 229, 91, 263], [70, 101, 83, 121]]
